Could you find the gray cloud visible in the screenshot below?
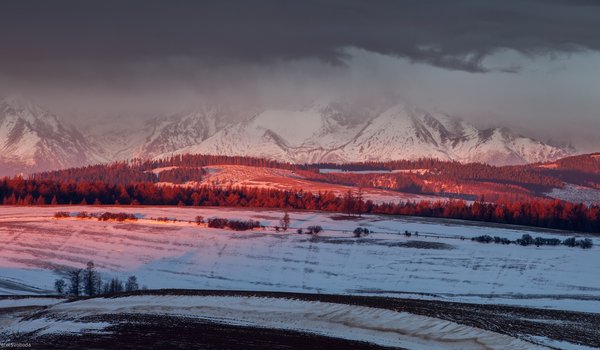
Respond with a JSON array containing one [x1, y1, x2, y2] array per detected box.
[[2, 0, 600, 75], [0, 1, 599, 153]]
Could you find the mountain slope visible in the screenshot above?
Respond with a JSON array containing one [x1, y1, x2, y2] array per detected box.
[[91, 106, 234, 162], [0, 97, 573, 176], [0, 96, 104, 176], [134, 106, 231, 159], [166, 102, 569, 166]]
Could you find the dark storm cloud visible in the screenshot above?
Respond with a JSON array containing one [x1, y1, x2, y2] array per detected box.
[[1, 0, 600, 74]]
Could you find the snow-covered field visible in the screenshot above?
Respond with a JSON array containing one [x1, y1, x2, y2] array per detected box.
[[546, 184, 600, 206], [197, 164, 441, 203], [319, 168, 430, 175], [0, 294, 549, 350], [0, 206, 598, 314]]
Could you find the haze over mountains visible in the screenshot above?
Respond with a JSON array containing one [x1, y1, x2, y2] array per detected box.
[[0, 96, 573, 176], [0, 96, 105, 176]]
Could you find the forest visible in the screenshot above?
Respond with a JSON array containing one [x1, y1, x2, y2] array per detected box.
[[29, 153, 600, 203], [32, 154, 315, 185], [1, 176, 599, 233]]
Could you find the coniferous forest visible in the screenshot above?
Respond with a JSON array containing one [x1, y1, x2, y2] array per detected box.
[[1, 153, 598, 232], [1, 176, 599, 233]]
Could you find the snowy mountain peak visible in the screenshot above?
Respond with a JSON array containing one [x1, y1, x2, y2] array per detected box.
[[162, 102, 572, 166], [128, 108, 232, 159], [0, 96, 102, 176], [0, 96, 575, 175]]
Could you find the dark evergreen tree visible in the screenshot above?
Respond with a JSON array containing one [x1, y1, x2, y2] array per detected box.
[[68, 269, 82, 296], [280, 212, 290, 231], [125, 276, 139, 292], [83, 261, 99, 296], [54, 279, 66, 295]]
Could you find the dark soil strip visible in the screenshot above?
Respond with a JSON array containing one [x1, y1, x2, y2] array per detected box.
[[30, 314, 399, 350], [95, 289, 600, 348], [6, 290, 600, 349]]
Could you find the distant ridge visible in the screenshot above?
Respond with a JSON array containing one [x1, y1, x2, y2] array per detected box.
[[0, 96, 573, 176]]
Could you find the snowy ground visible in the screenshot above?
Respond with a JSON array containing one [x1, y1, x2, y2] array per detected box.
[[0, 294, 549, 350], [1, 205, 599, 349], [197, 164, 442, 203], [2, 291, 599, 349], [0, 206, 598, 313], [546, 184, 600, 206], [319, 168, 430, 175]]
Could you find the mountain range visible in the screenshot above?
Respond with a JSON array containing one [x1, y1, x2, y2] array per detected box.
[[0, 96, 573, 176]]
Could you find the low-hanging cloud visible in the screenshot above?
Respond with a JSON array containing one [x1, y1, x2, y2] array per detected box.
[[2, 0, 600, 75], [1, 0, 599, 152]]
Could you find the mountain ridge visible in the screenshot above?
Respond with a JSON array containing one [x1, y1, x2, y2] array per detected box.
[[0, 96, 573, 175], [167, 102, 569, 166], [0, 96, 105, 176]]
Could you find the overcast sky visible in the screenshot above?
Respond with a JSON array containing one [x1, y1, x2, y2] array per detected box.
[[1, 0, 599, 151]]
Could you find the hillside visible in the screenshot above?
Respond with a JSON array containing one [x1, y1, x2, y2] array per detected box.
[[29, 153, 600, 205]]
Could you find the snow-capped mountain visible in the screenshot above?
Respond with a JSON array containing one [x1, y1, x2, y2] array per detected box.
[[0, 96, 573, 176], [166, 102, 569, 165], [0, 96, 104, 176], [172, 102, 364, 163], [90, 105, 236, 161], [133, 106, 232, 159]]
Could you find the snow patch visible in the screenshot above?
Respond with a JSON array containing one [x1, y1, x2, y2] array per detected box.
[[43, 295, 548, 350]]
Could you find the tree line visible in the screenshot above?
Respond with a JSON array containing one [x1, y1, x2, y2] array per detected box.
[[24, 153, 600, 205], [54, 261, 143, 297], [1, 177, 599, 233], [472, 233, 593, 249], [32, 154, 317, 185]]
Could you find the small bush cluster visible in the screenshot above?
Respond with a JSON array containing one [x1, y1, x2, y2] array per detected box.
[[563, 237, 593, 249], [472, 235, 494, 243], [207, 218, 261, 231], [54, 211, 137, 222], [494, 236, 512, 244], [207, 218, 228, 228], [354, 227, 370, 237], [532, 237, 561, 246], [581, 238, 594, 249], [472, 234, 593, 249], [296, 225, 324, 235], [98, 212, 137, 222], [228, 220, 261, 231], [306, 225, 323, 235], [471, 235, 511, 244]]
